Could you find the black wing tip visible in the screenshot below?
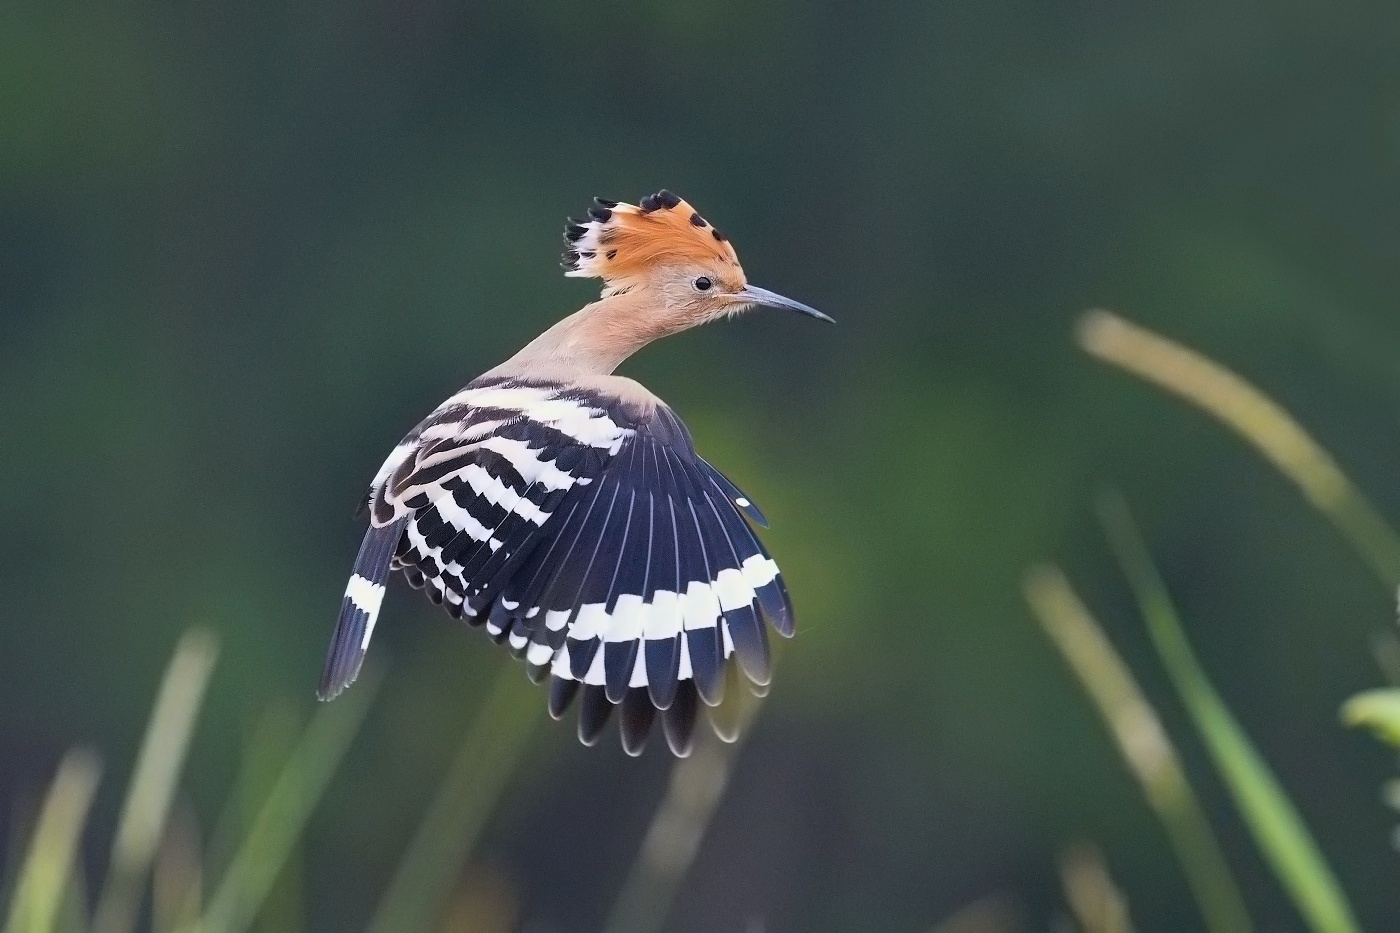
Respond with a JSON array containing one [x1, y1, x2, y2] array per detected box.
[[320, 607, 367, 685], [698, 458, 768, 527], [549, 677, 722, 758], [320, 519, 405, 701], [554, 677, 708, 758], [549, 675, 580, 720], [662, 681, 699, 757], [577, 684, 615, 746], [316, 677, 350, 702], [317, 633, 365, 702], [619, 688, 655, 757], [737, 494, 770, 528], [603, 641, 640, 704], [316, 659, 361, 700], [734, 646, 772, 687], [645, 638, 682, 710]]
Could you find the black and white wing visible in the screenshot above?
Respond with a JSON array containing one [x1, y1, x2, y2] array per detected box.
[[319, 376, 794, 756], [319, 377, 623, 698]]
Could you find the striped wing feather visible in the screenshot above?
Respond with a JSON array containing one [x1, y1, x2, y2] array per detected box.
[[320, 378, 793, 756]]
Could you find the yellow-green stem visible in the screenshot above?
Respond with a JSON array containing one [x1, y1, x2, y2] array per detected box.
[[1079, 309, 1400, 590], [1024, 566, 1252, 933], [1099, 493, 1361, 933]]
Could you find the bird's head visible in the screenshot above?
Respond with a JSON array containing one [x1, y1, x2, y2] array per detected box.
[[562, 190, 832, 330]]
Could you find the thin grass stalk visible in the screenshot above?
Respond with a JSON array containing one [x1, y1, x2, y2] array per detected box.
[[238, 706, 307, 933], [1023, 566, 1252, 933], [92, 629, 219, 933], [41, 828, 90, 933], [1057, 844, 1134, 933], [54, 860, 87, 933], [191, 672, 380, 933], [250, 840, 304, 933], [1099, 494, 1361, 933], [4, 749, 103, 933], [197, 702, 310, 933], [600, 687, 762, 933], [152, 805, 202, 933], [365, 666, 543, 933], [203, 702, 301, 891], [1, 797, 35, 924], [1078, 309, 1400, 589]]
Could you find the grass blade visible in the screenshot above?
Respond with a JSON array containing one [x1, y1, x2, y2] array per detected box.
[[54, 856, 88, 933], [4, 749, 103, 933], [365, 665, 542, 933], [1058, 844, 1133, 933], [93, 629, 219, 933], [1079, 309, 1400, 589], [1099, 493, 1361, 933], [1023, 566, 1253, 933], [236, 705, 307, 933], [193, 671, 380, 933], [152, 805, 202, 933], [203, 702, 301, 892]]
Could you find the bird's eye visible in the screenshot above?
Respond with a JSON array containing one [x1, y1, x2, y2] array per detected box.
[[692, 276, 713, 292]]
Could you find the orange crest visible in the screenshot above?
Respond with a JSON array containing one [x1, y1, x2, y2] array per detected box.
[[562, 190, 742, 288]]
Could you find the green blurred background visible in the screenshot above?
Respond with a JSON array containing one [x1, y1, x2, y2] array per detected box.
[[5, 0, 1400, 929]]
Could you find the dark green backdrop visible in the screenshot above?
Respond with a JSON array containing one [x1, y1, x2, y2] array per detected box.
[[5, 0, 1400, 929]]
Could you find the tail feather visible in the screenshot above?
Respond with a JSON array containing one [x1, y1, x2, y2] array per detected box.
[[318, 518, 407, 700]]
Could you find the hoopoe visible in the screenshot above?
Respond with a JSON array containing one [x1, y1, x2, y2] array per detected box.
[[319, 190, 831, 756]]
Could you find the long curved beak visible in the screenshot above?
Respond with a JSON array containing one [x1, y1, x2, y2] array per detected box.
[[735, 284, 835, 323]]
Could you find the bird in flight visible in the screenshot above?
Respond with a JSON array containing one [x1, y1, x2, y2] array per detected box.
[[319, 190, 831, 755]]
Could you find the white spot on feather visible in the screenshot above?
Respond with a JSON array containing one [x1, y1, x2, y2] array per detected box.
[[345, 575, 386, 649]]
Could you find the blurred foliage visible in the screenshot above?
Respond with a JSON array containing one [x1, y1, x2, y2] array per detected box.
[[6, 0, 1400, 929], [1081, 310, 1400, 929], [1343, 691, 1400, 749], [1, 632, 530, 933], [1101, 497, 1359, 933], [1024, 565, 1252, 933], [0, 632, 387, 933]]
